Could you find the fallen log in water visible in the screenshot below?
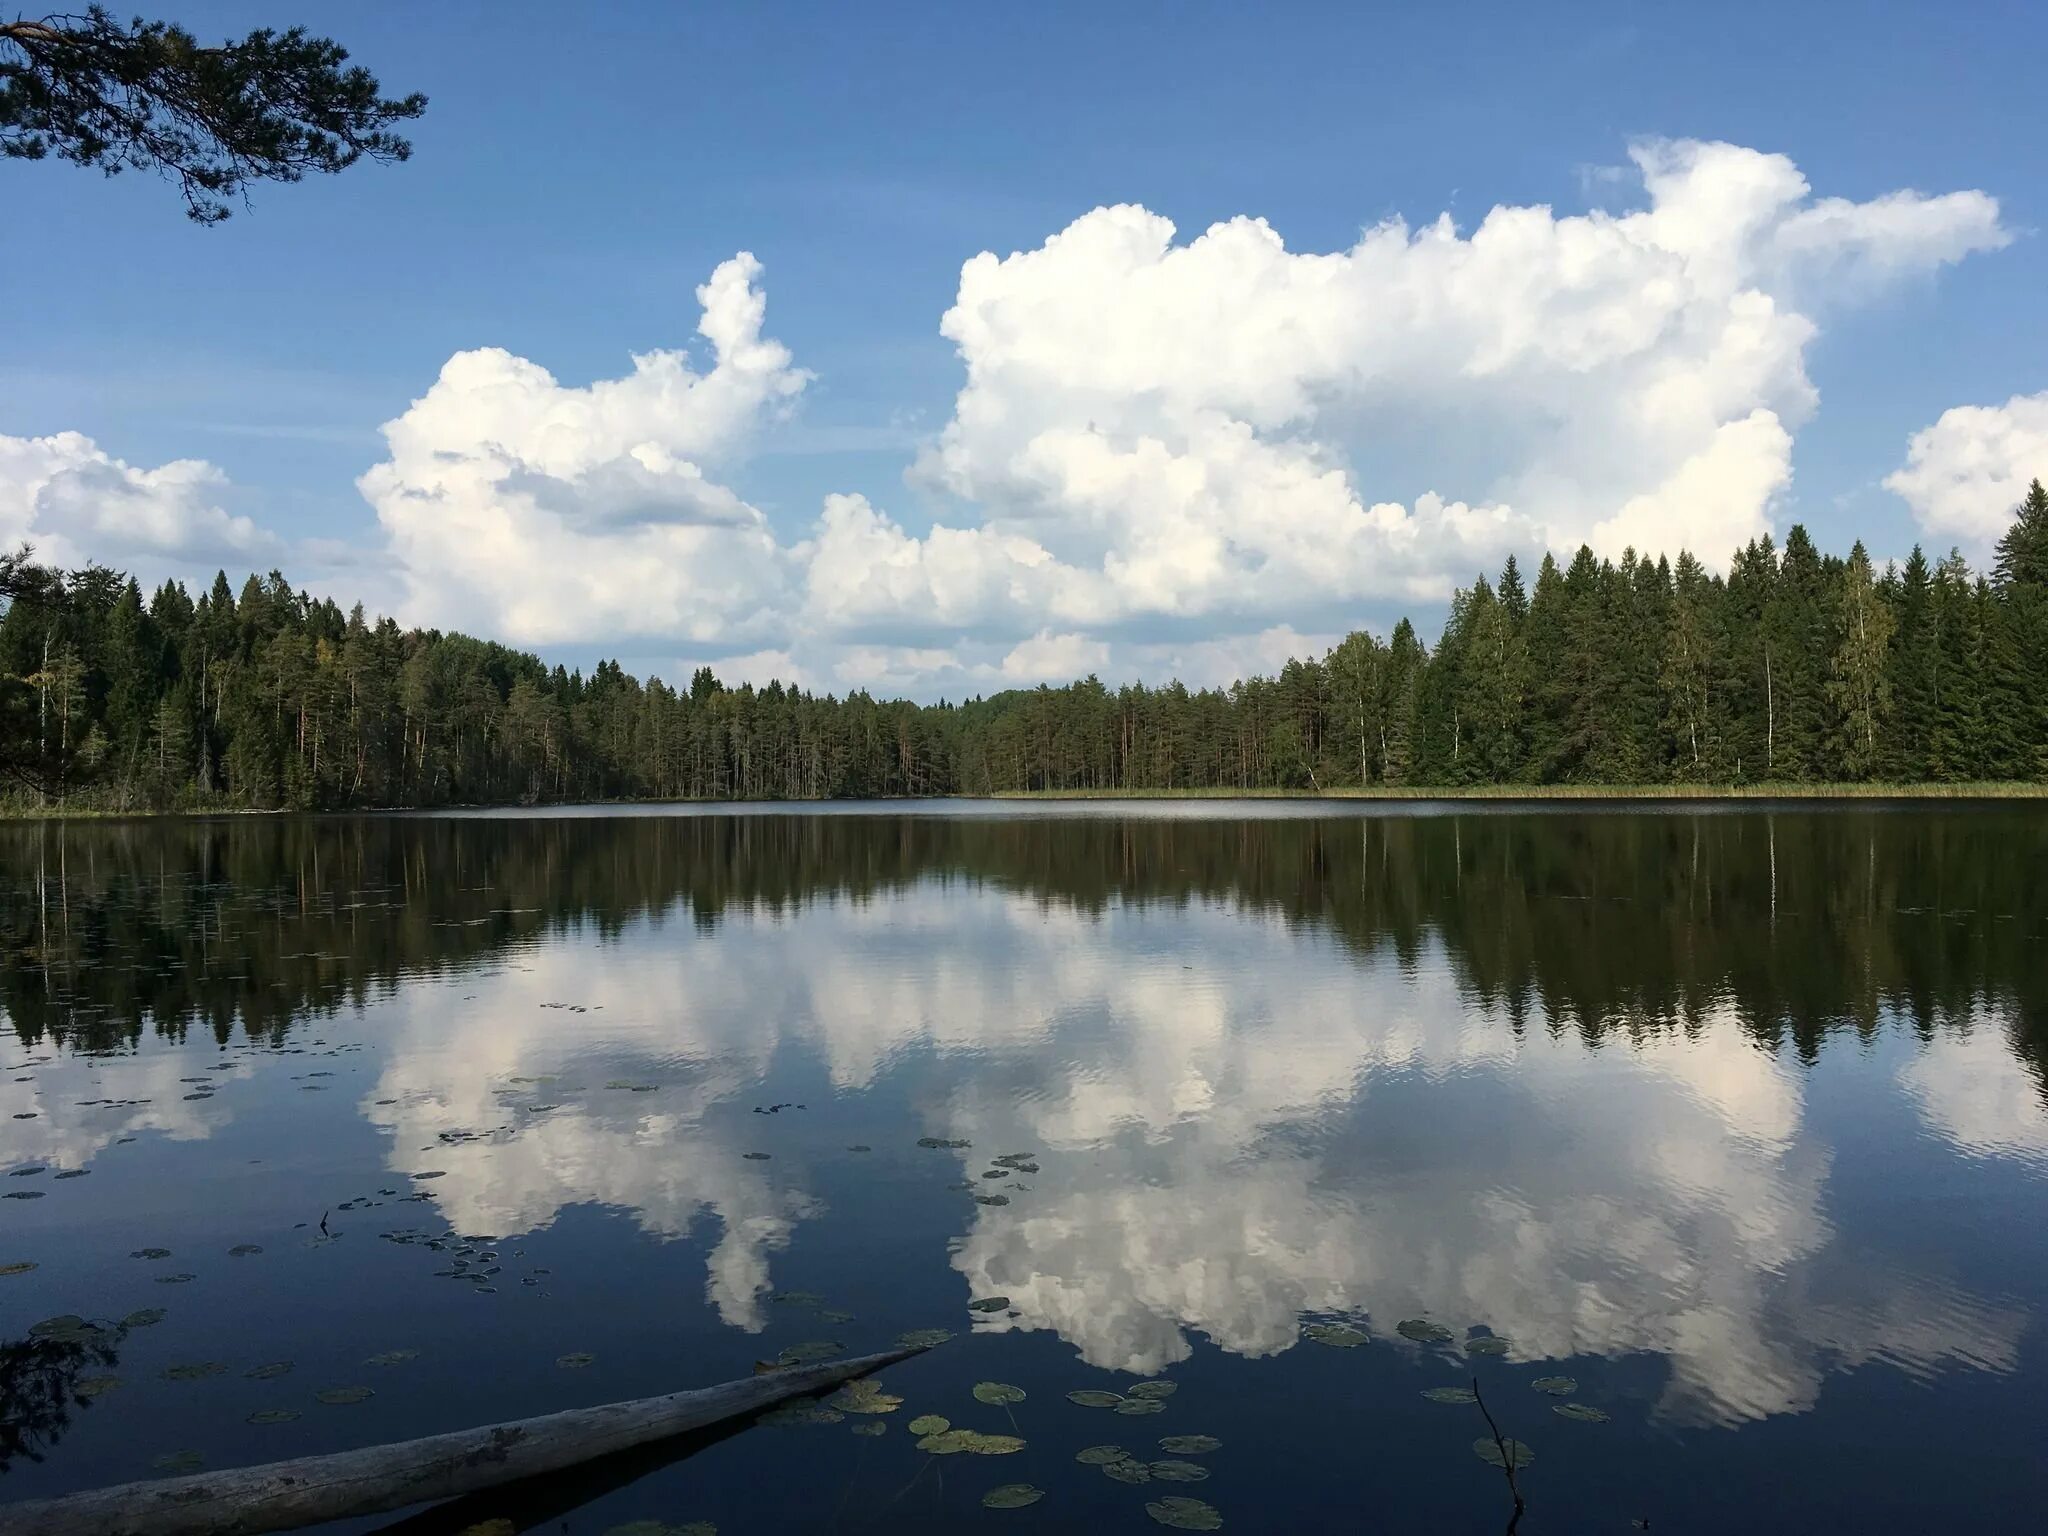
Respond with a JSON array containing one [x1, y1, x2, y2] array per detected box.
[[0, 1347, 924, 1536]]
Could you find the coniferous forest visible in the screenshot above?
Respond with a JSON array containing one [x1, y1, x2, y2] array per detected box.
[[3, 484, 2045, 809]]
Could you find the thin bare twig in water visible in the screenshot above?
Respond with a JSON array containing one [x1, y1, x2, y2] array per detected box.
[[1471, 1374, 1526, 1535]]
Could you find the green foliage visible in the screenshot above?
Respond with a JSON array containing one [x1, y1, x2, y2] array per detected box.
[[1, 7, 424, 222], [5, 493, 2048, 811]]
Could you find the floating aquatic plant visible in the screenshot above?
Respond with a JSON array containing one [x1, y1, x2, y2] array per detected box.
[[1554, 1402, 1610, 1423], [1067, 1389, 1124, 1408], [1150, 1460, 1209, 1482], [1422, 1386, 1478, 1404], [1146, 1495, 1223, 1529], [1396, 1319, 1453, 1344], [1159, 1435, 1221, 1454], [1076, 1444, 1132, 1464], [973, 1381, 1026, 1405], [1531, 1376, 1577, 1396], [1472, 1436, 1536, 1470], [1303, 1323, 1368, 1348], [908, 1415, 951, 1436], [983, 1483, 1043, 1509]]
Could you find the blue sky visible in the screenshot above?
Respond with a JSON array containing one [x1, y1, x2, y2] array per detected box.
[[4, 0, 2044, 696]]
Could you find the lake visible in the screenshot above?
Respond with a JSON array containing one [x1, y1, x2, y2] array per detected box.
[[2, 803, 2045, 1533]]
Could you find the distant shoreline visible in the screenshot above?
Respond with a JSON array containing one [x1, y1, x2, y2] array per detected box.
[[5, 781, 2047, 820]]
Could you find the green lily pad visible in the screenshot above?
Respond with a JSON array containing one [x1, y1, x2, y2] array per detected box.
[[1396, 1319, 1453, 1344], [967, 1297, 1010, 1312], [965, 1432, 1026, 1454], [982, 1484, 1044, 1509], [1128, 1380, 1177, 1400], [775, 1341, 843, 1367], [229, 1244, 264, 1257], [151, 1450, 204, 1474], [973, 1381, 1026, 1405], [819, 1308, 856, 1325], [828, 1379, 903, 1414], [1104, 1459, 1153, 1484], [771, 1290, 824, 1307], [1472, 1436, 1537, 1470], [74, 1376, 121, 1399], [130, 1248, 172, 1260], [1115, 1396, 1166, 1416], [895, 1328, 954, 1349], [1531, 1376, 1577, 1396], [244, 1361, 293, 1379], [0, 1262, 36, 1277], [908, 1415, 951, 1435], [851, 1420, 887, 1437], [30, 1315, 94, 1341], [1068, 1389, 1125, 1408], [1150, 1460, 1210, 1482], [1146, 1495, 1223, 1529], [155, 1273, 196, 1285], [915, 1429, 975, 1454], [1422, 1386, 1478, 1404], [1554, 1402, 1611, 1423], [247, 1409, 301, 1425], [742, 1152, 771, 1161], [1159, 1435, 1222, 1455], [556, 1352, 596, 1369], [162, 1362, 227, 1381], [916, 1137, 970, 1149], [366, 1350, 419, 1366], [1303, 1323, 1368, 1348], [1464, 1335, 1512, 1356], [1076, 1444, 1133, 1464], [122, 1308, 167, 1328], [315, 1386, 374, 1405], [973, 1194, 1010, 1206]]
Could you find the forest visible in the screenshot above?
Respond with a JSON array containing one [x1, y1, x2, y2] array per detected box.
[[2, 483, 2045, 808]]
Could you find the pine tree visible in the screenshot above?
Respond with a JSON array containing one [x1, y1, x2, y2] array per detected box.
[[1992, 479, 2048, 589]]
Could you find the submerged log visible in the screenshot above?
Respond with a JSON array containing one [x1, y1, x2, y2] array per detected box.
[[0, 1347, 923, 1536]]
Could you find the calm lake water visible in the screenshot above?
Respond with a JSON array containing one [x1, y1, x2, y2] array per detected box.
[[3, 803, 2046, 1533]]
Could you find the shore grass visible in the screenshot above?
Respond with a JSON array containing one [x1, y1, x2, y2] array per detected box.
[[5, 782, 2046, 819], [984, 782, 2048, 801]]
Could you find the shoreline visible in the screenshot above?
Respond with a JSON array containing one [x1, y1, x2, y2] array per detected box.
[[4, 781, 2046, 821]]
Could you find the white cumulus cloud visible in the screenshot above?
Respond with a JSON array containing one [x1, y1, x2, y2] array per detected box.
[[357, 253, 810, 646], [1886, 389, 2048, 559], [0, 430, 271, 577]]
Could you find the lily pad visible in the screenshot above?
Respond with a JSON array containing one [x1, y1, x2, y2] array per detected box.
[[982, 1484, 1044, 1509], [1151, 1460, 1210, 1482], [1472, 1436, 1537, 1470], [828, 1379, 903, 1414], [967, 1297, 1011, 1313], [973, 1381, 1026, 1405], [1068, 1389, 1125, 1408], [74, 1376, 122, 1399], [366, 1350, 418, 1367], [151, 1451, 205, 1474], [1303, 1323, 1368, 1348], [130, 1247, 172, 1260], [556, 1352, 596, 1369], [895, 1328, 954, 1349], [851, 1420, 887, 1437], [244, 1361, 293, 1379], [1422, 1386, 1478, 1404], [1076, 1444, 1133, 1464], [229, 1244, 264, 1257], [1531, 1376, 1577, 1396], [1464, 1336, 1512, 1356], [315, 1386, 374, 1405], [964, 1432, 1026, 1455], [775, 1341, 843, 1367], [122, 1308, 167, 1328], [770, 1290, 824, 1306], [908, 1414, 951, 1435], [1159, 1435, 1222, 1455], [1554, 1402, 1611, 1423], [0, 1262, 38, 1277], [916, 1137, 970, 1149], [53, 1170, 89, 1180], [742, 1152, 771, 1161], [1146, 1495, 1224, 1529], [973, 1194, 1010, 1206], [819, 1308, 856, 1325], [247, 1409, 301, 1425], [1396, 1319, 1454, 1344], [1115, 1396, 1166, 1416], [915, 1429, 975, 1454], [163, 1362, 227, 1381], [1104, 1459, 1154, 1484], [1128, 1380, 1177, 1400], [155, 1273, 196, 1285]]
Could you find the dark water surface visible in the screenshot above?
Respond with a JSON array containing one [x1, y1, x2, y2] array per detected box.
[[3, 803, 2045, 1533]]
